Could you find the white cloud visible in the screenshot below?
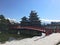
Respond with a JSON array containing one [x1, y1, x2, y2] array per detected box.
[[6, 18, 60, 24], [7, 18, 16, 21], [41, 19, 60, 23], [6, 18, 19, 24]]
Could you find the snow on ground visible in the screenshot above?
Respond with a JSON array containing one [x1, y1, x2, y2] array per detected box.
[[0, 33, 60, 45], [35, 33, 60, 45]]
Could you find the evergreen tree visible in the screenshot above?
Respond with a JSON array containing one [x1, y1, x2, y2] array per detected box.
[[20, 16, 29, 26], [29, 11, 41, 26], [0, 15, 5, 19], [0, 15, 10, 33]]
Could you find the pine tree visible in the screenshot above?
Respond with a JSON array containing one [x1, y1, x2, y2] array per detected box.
[[29, 11, 41, 26], [20, 16, 29, 26], [0, 15, 10, 33]]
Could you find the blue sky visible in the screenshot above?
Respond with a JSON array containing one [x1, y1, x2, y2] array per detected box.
[[0, 0, 60, 22]]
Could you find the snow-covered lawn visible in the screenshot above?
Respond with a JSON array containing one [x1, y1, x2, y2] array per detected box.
[[0, 33, 60, 45]]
